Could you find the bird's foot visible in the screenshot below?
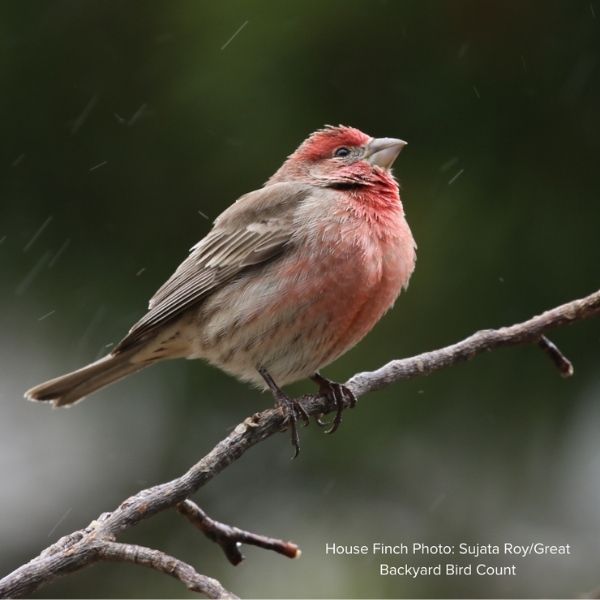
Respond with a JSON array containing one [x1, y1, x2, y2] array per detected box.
[[277, 393, 310, 459], [310, 373, 356, 434], [258, 367, 309, 458]]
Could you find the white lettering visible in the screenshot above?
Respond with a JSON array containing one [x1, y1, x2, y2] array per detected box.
[[459, 543, 500, 558], [325, 543, 368, 555], [476, 563, 517, 576], [446, 563, 472, 575], [372, 542, 408, 555], [379, 564, 442, 577], [412, 543, 453, 555]]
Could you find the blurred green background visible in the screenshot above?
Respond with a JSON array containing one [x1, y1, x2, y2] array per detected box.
[[1, 1, 599, 598]]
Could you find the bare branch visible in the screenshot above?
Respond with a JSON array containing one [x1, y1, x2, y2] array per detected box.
[[537, 335, 574, 376], [0, 532, 236, 599], [1, 288, 599, 598], [0, 539, 98, 599], [97, 541, 237, 599], [347, 288, 600, 395], [177, 499, 300, 565]]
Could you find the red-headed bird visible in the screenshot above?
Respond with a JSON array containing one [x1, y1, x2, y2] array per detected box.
[[26, 126, 416, 455]]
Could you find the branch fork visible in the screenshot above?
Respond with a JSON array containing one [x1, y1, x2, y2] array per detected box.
[[1, 288, 599, 598]]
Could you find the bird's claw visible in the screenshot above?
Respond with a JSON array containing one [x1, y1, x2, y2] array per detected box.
[[315, 414, 330, 428], [258, 367, 310, 458], [277, 393, 310, 459], [311, 374, 357, 434], [259, 367, 355, 457]]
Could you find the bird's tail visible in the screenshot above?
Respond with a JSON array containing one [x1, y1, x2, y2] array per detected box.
[[24, 350, 147, 407]]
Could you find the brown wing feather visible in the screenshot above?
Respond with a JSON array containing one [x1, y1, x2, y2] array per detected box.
[[114, 182, 310, 351]]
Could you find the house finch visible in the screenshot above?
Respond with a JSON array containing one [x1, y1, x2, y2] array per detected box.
[[25, 125, 416, 456]]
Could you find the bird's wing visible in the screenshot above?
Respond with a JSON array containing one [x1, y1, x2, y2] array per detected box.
[[115, 182, 310, 351]]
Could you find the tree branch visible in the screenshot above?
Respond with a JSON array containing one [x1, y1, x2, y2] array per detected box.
[[347, 288, 600, 395], [177, 499, 300, 565], [97, 541, 237, 598], [1, 288, 599, 598]]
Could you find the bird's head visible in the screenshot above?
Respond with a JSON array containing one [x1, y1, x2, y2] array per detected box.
[[267, 125, 407, 189]]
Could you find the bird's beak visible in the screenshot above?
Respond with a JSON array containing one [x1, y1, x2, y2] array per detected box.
[[364, 137, 407, 169]]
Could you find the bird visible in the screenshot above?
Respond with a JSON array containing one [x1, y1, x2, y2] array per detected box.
[[25, 125, 416, 456]]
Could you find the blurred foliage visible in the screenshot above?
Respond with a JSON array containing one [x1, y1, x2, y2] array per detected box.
[[1, 1, 599, 598]]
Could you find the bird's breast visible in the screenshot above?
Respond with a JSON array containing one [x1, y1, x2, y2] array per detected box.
[[193, 200, 416, 387], [294, 204, 416, 367]]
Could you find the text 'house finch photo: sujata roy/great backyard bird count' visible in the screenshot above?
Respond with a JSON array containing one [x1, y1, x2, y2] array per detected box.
[[25, 125, 416, 456]]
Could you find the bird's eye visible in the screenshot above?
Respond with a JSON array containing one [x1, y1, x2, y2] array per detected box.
[[334, 147, 351, 158]]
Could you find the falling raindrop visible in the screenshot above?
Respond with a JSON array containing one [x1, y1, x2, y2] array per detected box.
[[448, 169, 464, 186], [49, 238, 72, 268], [221, 20, 249, 50], [11, 153, 25, 167], [70, 95, 97, 135], [47, 507, 73, 537], [128, 103, 148, 127], [89, 161, 107, 172], [76, 306, 107, 356], [16, 252, 51, 295], [440, 157, 459, 173], [24, 216, 53, 252], [38, 310, 56, 321]]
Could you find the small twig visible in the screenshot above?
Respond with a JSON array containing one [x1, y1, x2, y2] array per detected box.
[[537, 335, 574, 377], [177, 499, 300, 565], [98, 541, 237, 599], [1, 288, 599, 598]]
